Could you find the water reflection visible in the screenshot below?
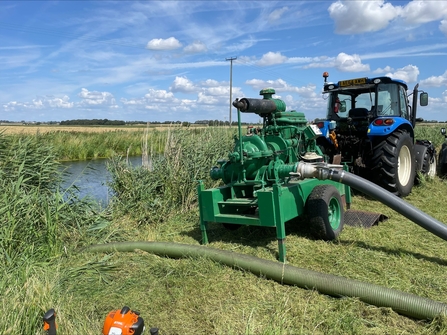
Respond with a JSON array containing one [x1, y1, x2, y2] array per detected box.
[[60, 156, 142, 204]]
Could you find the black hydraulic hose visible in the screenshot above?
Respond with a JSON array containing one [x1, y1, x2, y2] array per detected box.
[[85, 241, 447, 320], [321, 168, 447, 241]]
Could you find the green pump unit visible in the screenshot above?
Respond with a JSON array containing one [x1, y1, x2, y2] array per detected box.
[[211, 88, 321, 186], [198, 88, 351, 262]]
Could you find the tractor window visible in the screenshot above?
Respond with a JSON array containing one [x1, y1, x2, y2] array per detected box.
[[354, 93, 375, 110], [377, 83, 399, 116], [399, 86, 408, 119], [327, 93, 352, 118]]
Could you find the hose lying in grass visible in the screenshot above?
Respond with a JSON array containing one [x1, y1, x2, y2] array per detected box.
[[85, 241, 447, 320]]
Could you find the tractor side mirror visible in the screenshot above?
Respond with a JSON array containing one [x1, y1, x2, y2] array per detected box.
[[420, 92, 428, 106], [441, 128, 446, 136]]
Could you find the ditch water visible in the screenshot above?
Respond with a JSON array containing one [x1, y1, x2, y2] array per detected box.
[[60, 156, 142, 205]]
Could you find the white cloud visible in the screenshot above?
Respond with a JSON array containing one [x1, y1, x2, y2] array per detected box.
[[78, 88, 118, 108], [197, 92, 219, 105], [420, 70, 447, 87], [334, 53, 369, 72], [3, 95, 74, 111], [401, 1, 447, 25], [146, 37, 182, 50], [257, 52, 288, 66], [183, 41, 207, 54], [329, 0, 447, 36], [373, 66, 394, 74], [120, 98, 146, 106], [144, 88, 176, 102], [385, 64, 420, 83], [303, 53, 368, 72], [328, 0, 398, 34], [268, 7, 288, 23], [201, 79, 221, 87], [245, 78, 317, 98], [170, 76, 196, 93]]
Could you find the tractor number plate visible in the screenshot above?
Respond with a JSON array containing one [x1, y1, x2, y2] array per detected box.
[[339, 77, 367, 87]]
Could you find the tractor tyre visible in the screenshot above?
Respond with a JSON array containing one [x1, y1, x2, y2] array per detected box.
[[306, 185, 344, 240], [371, 130, 415, 197]]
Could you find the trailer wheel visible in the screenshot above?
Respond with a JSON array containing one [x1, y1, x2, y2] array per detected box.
[[371, 130, 415, 197], [427, 155, 437, 178], [306, 185, 344, 240]]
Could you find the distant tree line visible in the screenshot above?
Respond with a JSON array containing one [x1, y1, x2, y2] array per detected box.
[[60, 119, 126, 126]]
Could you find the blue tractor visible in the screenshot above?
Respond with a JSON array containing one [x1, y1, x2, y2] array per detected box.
[[315, 72, 435, 197]]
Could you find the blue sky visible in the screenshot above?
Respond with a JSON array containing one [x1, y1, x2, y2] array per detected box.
[[1, 0, 447, 123]]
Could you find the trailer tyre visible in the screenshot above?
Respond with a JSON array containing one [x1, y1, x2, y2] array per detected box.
[[371, 130, 415, 197], [306, 185, 344, 240]]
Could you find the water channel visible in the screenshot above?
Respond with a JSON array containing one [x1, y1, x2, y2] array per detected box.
[[60, 156, 142, 205]]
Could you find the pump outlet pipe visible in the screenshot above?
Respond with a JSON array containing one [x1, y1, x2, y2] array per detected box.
[[85, 241, 447, 320], [294, 163, 447, 241]]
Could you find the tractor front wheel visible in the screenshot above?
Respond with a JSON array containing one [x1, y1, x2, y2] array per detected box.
[[306, 185, 344, 240], [371, 130, 415, 197]]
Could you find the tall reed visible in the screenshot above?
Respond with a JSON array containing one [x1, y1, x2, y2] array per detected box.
[[3, 130, 168, 161], [107, 127, 235, 224], [0, 131, 107, 266]]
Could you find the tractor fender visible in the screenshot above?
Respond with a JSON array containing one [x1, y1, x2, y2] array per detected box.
[[367, 117, 414, 139]]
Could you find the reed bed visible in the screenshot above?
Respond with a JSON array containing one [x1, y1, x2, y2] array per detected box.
[[1, 129, 169, 161]]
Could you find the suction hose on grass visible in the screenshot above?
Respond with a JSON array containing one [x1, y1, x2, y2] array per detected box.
[[86, 241, 447, 320]]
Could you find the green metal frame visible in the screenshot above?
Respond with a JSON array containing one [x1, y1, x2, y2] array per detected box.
[[198, 178, 350, 262]]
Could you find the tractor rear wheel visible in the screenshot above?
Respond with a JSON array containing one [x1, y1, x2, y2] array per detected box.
[[371, 130, 415, 197], [306, 185, 344, 240]]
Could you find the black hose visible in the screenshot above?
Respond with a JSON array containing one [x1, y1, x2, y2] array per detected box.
[[324, 169, 447, 241], [85, 241, 447, 320]]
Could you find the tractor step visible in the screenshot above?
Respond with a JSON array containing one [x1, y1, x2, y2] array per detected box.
[[344, 209, 388, 228]]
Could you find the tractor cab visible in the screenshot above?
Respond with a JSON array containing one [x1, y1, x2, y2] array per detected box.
[[321, 73, 428, 132]]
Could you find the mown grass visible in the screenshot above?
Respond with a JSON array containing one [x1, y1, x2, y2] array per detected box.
[[2, 125, 447, 334]]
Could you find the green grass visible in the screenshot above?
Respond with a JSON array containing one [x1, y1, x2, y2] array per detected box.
[[3, 125, 447, 334], [21, 178, 447, 335]]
